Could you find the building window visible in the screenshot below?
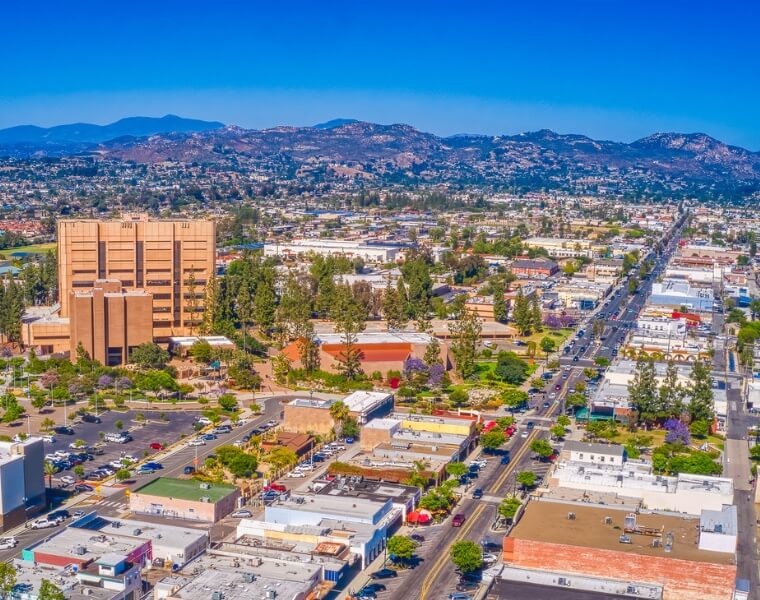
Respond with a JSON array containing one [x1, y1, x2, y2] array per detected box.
[[107, 347, 123, 366]]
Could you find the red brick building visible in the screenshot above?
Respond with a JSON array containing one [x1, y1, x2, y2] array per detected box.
[[502, 502, 736, 600]]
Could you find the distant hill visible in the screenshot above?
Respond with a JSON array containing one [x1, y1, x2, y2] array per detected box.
[[0, 114, 223, 145], [1, 117, 759, 200], [313, 118, 359, 129]]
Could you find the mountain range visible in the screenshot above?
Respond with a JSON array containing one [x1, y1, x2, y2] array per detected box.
[[1, 116, 759, 199]]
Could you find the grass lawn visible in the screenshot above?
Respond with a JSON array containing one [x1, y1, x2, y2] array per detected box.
[[514, 328, 574, 356], [0, 242, 56, 256]]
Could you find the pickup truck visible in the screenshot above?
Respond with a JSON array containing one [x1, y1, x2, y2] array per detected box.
[[30, 517, 58, 530]]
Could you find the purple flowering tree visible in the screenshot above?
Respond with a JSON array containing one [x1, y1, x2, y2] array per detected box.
[[664, 418, 690, 445], [403, 356, 430, 391], [97, 374, 114, 389], [427, 363, 445, 388], [115, 376, 132, 391], [543, 314, 562, 329]]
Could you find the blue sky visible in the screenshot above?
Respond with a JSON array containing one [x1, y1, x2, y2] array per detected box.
[[3, 1, 760, 148]]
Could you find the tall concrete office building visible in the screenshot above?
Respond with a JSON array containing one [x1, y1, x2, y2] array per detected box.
[[57, 214, 216, 343]]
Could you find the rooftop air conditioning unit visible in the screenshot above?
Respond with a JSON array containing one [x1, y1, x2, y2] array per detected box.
[[212, 592, 224, 600], [73, 545, 87, 556], [243, 573, 256, 583]]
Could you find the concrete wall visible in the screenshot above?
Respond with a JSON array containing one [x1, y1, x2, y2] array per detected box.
[[503, 538, 735, 600], [699, 532, 737, 554], [130, 491, 239, 523], [283, 405, 336, 436], [0, 456, 26, 515]]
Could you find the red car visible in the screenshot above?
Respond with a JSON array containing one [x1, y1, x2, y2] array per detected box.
[[149, 442, 163, 450], [452, 513, 466, 527], [264, 483, 287, 493]]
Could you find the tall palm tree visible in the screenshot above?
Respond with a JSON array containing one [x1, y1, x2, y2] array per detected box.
[[44, 462, 57, 493], [329, 400, 349, 437]]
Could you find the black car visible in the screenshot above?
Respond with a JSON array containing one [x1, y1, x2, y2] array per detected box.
[[456, 580, 480, 592], [54, 426, 75, 435], [183, 466, 195, 475], [81, 414, 102, 424], [410, 533, 425, 543], [370, 568, 398, 579], [472, 488, 483, 499], [362, 583, 386, 593], [49, 509, 70, 520]]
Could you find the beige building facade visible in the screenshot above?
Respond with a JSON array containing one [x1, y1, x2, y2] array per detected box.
[[69, 279, 153, 366], [58, 214, 215, 341]]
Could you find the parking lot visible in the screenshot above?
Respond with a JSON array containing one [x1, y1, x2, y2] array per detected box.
[[44, 409, 201, 484]]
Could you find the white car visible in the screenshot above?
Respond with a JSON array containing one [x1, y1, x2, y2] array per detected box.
[[0, 537, 17, 550], [266, 420, 278, 428], [230, 509, 253, 519], [482, 553, 498, 564], [59, 475, 76, 486], [30, 518, 58, 530], [297, 463, 315, 471], [42, 435, 56, 443], [287, 470, 306, 478], [188, 438, 206, 447], [520, 431, 529, 439], [196, 417, 213, 426]]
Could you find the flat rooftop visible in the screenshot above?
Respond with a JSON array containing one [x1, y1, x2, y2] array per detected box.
[[12, 562, 115, 600], [342, 390, 393, 413], [510, 502, 734, 565], [167, 553, 320, 600], [27, 527, 141, 563], [74, 513, 209, 546], [133, 477, 237, 503], [316, 479, 419, 505], [490, 580, 634, 600]]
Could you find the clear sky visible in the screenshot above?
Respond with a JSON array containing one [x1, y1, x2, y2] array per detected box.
[[3, 1, 760, 148]]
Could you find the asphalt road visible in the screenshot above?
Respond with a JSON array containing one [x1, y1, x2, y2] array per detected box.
[[398, 225, 685, 600]]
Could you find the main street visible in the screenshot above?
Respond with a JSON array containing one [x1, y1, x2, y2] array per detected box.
[[398, 225, 683, 599]]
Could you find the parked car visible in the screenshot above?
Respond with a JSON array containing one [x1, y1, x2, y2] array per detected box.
[[183, 466, 196, 475], [75, 484, 93, 493], [202, 434, 217, 441], [0, 537, 17, 550], [49, 510, 70, 522], [288, 470, 306, 478], [30, 518, 58, 530], [137, 466, 157, 475], [410, 533, 425, 543], [370, 568, 398, 580], [188, 438, 206, 446], [59, 475, 76, 486], [230, 509, 253, 519], [448, 594, 473, 600], [81, 414, 102, 424], [149, 442, 163, 450], [72, 510, 86, 518], [54, 426, 75, 436], [264, 483, 287, 493], [452, 513, 466, 527], [144, 462, 163, 470], [42, 435, 56, 443]]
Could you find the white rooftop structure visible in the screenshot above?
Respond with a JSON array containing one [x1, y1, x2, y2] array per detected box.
[[342, 391, 393, 415], [314, 331, 436, 345], [551, 459, 734, 515], [699, 504, 738, 554]]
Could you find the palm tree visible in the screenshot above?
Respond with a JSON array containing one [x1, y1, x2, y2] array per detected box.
[[329, 400, 349, 437], [44, 462, 57, 492]]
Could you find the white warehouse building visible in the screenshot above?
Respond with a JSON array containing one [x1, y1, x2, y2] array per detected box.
[[264, 239, 400, 263]]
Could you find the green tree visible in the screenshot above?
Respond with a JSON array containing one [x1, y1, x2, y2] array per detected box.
[[267, 447, 298, 470], [387, 535, 417, 562], [331, 285, 367, 380], [540, 336, 556, 358], [189, 340, 213, 364], [529, 293, 543, 332], [252, 279, 277, 334], [516, 470, 537, 489], [498, 496, 521, 521], [512, 289, 532, 335], [480, 430, 507, 450], [550, 424, 566, 440], [382, 280, 408, 331], [218, 393, 238, 412], [530, 438, 554, 459], [688, 359, 714, 423], [38, 579, 66, 600], [115, 468, 131, 481], [445, 462, 468, 478], [689, 419, 710, 438], [0, 562, 16, 599], [43, 461, 57, 490], [659, 360, 684, 419], [557, 415, 571, 428], [492, 278, 508, 323], [450, 540, 483, 574], [341, 416, 360, 439], [448, 389, 469, 407], [129, 343, 170, 370], [629, 357, 658, 425], [501, 388, 528, 409], [448, 307, 482, 379]]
